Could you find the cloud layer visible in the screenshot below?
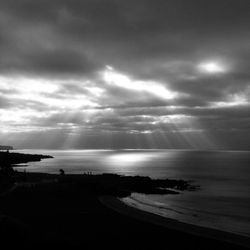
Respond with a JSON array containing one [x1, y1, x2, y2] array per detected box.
[[0, 0, 250, 149]]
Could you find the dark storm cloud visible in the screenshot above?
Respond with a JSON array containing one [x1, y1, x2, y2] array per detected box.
[[0, 49, 99, 77], [1, 0, 250, 76], [1, 0, 250, 149]]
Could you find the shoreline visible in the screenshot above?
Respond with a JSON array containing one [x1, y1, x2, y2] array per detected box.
[[1, 170, 250, 249], [99, 195, 250, 249], [123, 195, 250, 238]]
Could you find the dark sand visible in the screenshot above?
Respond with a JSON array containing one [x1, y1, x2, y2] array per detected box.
[[100, 196, 250, 249], [0, 173, 250, 250]]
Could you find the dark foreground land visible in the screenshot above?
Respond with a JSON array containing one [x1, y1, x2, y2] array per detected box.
[[0, 171, 250, 250]]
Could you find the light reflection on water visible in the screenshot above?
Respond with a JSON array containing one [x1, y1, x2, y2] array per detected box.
[[107, 153, 153, 165], [14, 149, 178, 176], [105, 152, 164, 168]]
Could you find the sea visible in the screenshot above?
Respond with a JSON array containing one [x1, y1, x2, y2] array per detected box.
[[14, 149, 250, 238]]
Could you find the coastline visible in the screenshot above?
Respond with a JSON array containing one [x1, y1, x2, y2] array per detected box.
[[100, 195, 250, 249], [1, 149, 250, 249], [1, 170, 250, 249]]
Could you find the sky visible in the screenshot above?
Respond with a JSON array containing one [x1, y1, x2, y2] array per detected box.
[[0, 0, 250, 150]]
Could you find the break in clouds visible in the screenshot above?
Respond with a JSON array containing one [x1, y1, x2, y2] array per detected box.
[[0, 0, 250, 149]]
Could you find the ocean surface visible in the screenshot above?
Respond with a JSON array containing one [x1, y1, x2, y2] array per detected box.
[[14, 149, 250, 237]]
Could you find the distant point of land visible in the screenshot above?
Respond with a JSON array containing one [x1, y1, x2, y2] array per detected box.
[[0, 151, 53, 167]]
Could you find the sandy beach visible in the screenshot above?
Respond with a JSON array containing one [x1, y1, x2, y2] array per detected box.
[[100, 195, 250, 249]]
